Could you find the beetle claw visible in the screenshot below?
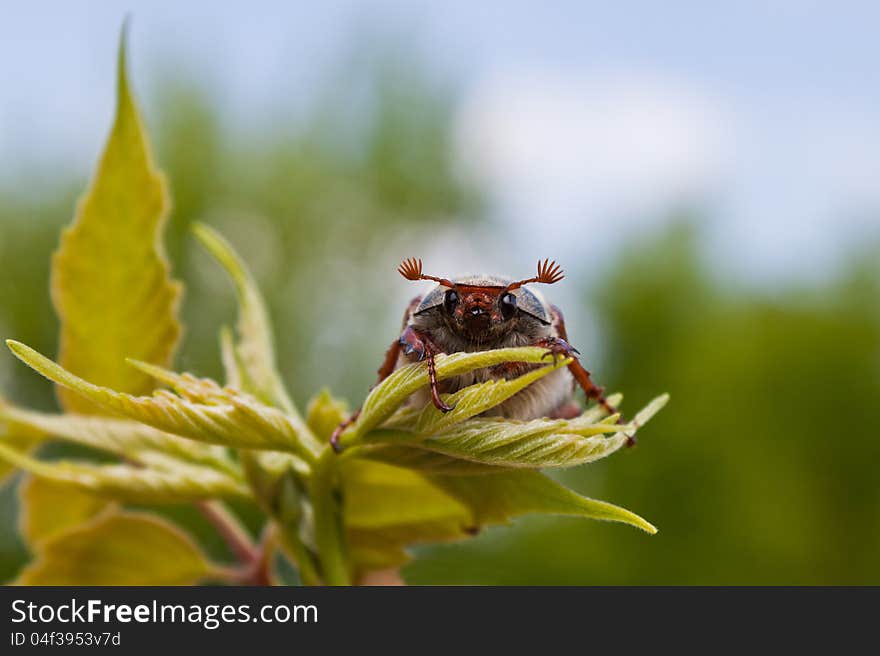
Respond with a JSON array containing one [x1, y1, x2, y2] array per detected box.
[[400, 332, 426, 361], [539, 337, 577, 363]]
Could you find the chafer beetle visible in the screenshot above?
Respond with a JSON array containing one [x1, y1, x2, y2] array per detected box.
[[331, 258, 624, 450]]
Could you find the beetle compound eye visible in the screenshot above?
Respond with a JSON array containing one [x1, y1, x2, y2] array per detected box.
[[500, 292, 517, 319], [444, 289, 460, 313]]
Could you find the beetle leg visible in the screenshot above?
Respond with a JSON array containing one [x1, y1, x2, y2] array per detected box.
[[331, 322, 452, 452], [537, 335, 618, 417], [330, 408, 360, 453], [399, 325, 453, 413], [538, 335, 581, 362], [424, 343, 454, 413], [546, 304, 635, 439], [398, 325, 426, 361], [534, 331, 635, 447], [332, 298, 426, 452]]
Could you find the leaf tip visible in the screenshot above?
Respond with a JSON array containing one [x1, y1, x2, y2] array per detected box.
[[192, 223, 247, 286], [6, 339, 32, 363], [617, 508, 658, 535], [633, 393, 670, 428], [116, 17, 132, 102], [190, 221, 211, 241]]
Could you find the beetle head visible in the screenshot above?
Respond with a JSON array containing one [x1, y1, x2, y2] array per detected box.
[[398, 258, 564, 340]]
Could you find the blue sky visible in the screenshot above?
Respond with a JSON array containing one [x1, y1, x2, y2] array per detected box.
[[2, 1, 879, 283]]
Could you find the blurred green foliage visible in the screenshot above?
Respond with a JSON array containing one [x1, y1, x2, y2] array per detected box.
[[407, 223, 880, 584], [2, 47, 879, 584]]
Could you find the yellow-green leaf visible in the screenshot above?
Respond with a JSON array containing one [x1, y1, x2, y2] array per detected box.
[[384, 361, 567, 436], [193, 224, 321, 454], [356, 393, 666, 470], [347, 539, 410, 572], [431, 470, 657, 534], [357, 445, 508, 475], [343, 459, 472, 529], [219, 325, 245, 388], [0, 409, 45, 485], [240, 453, 321, 585], [17, 511, 215, 585], [0, 400, 239, 478], [51, 30, 181, 414], [341, 459, 475, 572], [337, 346, 571, 448], [622, 392, 669, 432], [363, 418, 628, 469], [18, 475, 108, 547], [0, 442, 249, 504], [6, 341, 315, 462], [306, 389, 349, 442], [193, 226, 288, 404]]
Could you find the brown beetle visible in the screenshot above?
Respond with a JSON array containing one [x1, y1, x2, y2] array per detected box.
[[331, 258, 623, 450]]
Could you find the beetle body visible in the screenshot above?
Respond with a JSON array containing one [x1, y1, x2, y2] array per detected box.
[[404, 274, 576, 419], [331, 258, 621, 451]]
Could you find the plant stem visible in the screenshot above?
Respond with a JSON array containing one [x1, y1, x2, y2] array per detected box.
[[197, 500, 256, 564], [277, 524, 322, 586], [245, 524, 278, 586], [357, 568, 405, 586], [309, 446, 351, 585], [205, 564, 245, 584]]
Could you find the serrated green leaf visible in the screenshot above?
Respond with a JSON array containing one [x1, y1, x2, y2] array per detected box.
[[337, 346, 570, 448], [129, 331, 320, 581], [50, 29, 181, 414], [0, 442, 249, 504], [0, 400, 239, 478], [431, 469, 657, 534], [357, 445, 508, 475], [629, 392, 670, 429], [218, 321, 318, 576], [18, 476, 108, 547], [362, 418, 627, 469], [354, 393, 666, 470], [16, 511, 215, 585], [360, 391, 628, 476], [193, 224, 321, 455], [6, 341, 315, 461], [191, 223, 278, 401], [387, 361, 566, 436]]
